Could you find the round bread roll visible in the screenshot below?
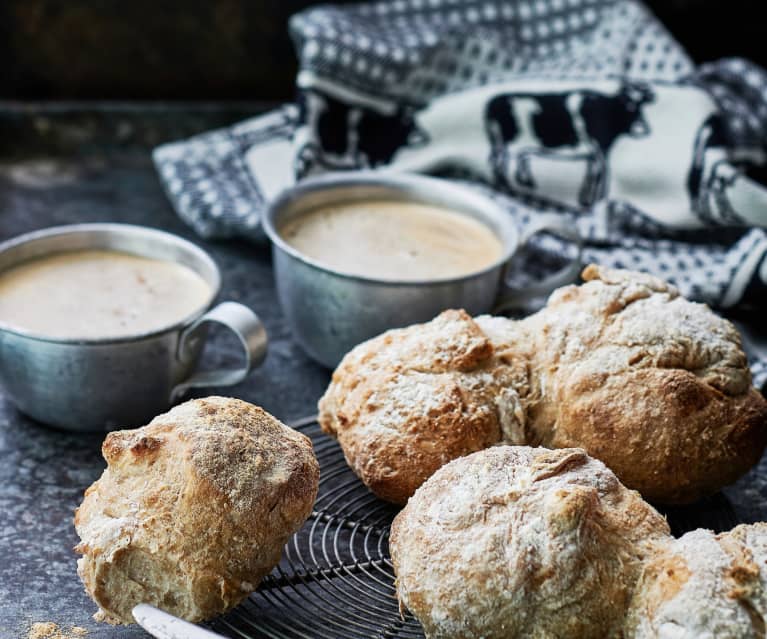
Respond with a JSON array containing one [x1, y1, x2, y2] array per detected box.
[[390, 446, 671, 639], [74, 397, 319, 624], [625, 523, 767, 638], [319, 309, 529, 504], [522, 264, 767, 503]]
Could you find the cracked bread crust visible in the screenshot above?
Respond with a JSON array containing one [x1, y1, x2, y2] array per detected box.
[[522, 264, 767, 503], [318, 309, 530, 504], [74, 397, 320, 624], [392, 446, 767, 638], [390, 446, 671, 639]]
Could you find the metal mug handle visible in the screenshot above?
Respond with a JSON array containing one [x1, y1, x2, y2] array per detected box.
[[170, 302, 268, 402], [494, 213, 583, 313]]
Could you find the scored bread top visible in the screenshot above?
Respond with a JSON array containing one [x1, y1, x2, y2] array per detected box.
[[529, 264, 751, 396], [390, 445, 671, 639], [319, 309, 530, 503], [521, 264, 767, 503]]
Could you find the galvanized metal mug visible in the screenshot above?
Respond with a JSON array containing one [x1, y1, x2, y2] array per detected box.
[[264, 172, 582, 368], [0, 224, 268, 431]]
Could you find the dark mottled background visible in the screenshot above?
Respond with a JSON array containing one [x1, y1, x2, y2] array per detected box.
[[1, 0, 761, 101]]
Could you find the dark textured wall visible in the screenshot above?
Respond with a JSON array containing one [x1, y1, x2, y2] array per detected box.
[[1, 0, 760, 101]]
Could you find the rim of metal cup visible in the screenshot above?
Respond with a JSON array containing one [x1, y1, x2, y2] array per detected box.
[[263, 171, 520, 287], [0, 223, 221, 345]]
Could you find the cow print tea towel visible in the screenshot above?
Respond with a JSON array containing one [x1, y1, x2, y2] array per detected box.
[[154, 0, 767, 387]]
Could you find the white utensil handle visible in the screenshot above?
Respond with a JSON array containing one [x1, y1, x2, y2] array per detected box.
[[132, 604, 227, 639]]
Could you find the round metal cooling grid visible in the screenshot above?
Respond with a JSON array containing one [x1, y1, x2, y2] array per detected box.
[[206, 416, 740, 639], [207, 416, 425, 639]]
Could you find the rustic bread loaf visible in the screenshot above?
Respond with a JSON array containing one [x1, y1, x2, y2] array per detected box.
[[521, 264, 767, 503], [319, 309, 529, 504], [74, 397, 319, 624], [319, 265, 767, 504], [390, 446, 671, 639]]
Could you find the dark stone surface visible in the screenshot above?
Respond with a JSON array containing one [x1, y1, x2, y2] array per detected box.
[[0, 104, 330, 638], [0, 102, 767, 639]]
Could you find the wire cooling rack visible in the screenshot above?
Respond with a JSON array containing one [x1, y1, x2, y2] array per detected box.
[[207, 416, 424, 639], [206, 416, 739, 639]]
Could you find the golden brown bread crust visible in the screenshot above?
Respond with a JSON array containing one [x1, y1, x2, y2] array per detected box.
[[319, 310, 529, 504], [523, 264, 767, 503], [74, 397, 320, 624], [390, 446, 671, 639], [319, 266, 767, 504], [532, 369, 767, 503]]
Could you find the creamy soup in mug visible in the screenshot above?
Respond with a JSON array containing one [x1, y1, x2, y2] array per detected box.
[[279, 200, 504, 281], [0, 250, 211, 339]]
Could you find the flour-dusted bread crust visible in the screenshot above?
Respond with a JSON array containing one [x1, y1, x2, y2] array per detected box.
[[74, 397, 320, 624], [319, 309, 529, 504], [392, 445, 767, 638], [390, 446, 671, 639], [625, 523, 767, 638], [523, 264, 767, 503], [319, 266, 767, 504]]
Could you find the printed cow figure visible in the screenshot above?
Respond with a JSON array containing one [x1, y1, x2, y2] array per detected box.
[[295, 88, 428, 177], [485, 83, 655, 207], [687, 114, 746, 225]]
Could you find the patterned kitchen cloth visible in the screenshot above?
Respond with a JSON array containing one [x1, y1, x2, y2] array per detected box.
[[153, 0, 767, 386]]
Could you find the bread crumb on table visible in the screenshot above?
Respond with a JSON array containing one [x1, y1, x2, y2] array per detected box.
[[27, 622, 88, 639]]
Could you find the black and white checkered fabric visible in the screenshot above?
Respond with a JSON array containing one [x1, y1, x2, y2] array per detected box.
[[154, 0, 767, 387]]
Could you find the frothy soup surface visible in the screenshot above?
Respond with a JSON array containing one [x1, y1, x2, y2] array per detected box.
[[279, 200, 504, 281], [0, 250, 211, 339]]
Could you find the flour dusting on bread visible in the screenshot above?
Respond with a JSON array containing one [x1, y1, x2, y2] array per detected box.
[[75, 397, 320, 624], [391, 446, 670, 639], [319, 309, 530, 503], [393, 444, 767, 638]]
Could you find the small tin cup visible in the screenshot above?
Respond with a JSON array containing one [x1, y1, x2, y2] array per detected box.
[[264, 172, 581, 368], [0, 223, 268, 431]]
